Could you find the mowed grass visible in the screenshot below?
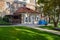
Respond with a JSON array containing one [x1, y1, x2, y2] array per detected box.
[[39, 25, 60, 31], [39, 26, 54, 30], [0, 26, 60, 40]]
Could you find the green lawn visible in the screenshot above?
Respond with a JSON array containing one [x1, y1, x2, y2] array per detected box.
[[39, 26, 54, 30], [0, 26, 60, 40], [39, 25, 60, 31]]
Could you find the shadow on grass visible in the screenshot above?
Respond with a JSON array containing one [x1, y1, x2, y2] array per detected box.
[[0, 26, 60, 40], [39, 26, 54, 30]]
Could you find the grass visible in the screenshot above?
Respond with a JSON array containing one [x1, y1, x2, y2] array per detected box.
[[39, 25, 60, 31], [0, 26, 60, 40], [39, 26, 54, 30]]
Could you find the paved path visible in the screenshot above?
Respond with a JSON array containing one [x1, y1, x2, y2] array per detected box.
[[11, 24, 51, 27], [12, 24, 60, 35], [28, 26, 60, 35], [0, 24, 60, 35]]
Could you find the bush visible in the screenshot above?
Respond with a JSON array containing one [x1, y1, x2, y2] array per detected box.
[[0, 16, 12, 25], [0, 17, 3, 20], [3, 15, 10, 22]]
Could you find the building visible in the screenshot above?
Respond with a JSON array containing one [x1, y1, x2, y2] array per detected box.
[[0, 0, 47, 24], [5, 0, 42, 24], [9, 6, 40, 24], [5, 0, 37, 15], [0, 0, 38, 17]]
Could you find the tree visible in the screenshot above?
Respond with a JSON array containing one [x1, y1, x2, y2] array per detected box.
[[37, 0, 60, 27], [37, 0, 51, 23]]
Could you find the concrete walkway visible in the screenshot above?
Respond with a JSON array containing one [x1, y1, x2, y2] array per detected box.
[[12, 24, 60, 35], [28, 26, 60, 35], [12, 24, 52, 27], [0, 24, 60, 35]]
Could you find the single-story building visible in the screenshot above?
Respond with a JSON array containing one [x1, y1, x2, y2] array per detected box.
[[8, 6, 45, 24]]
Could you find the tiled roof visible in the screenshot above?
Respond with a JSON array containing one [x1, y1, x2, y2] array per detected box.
[[14, 6, 39, 14]]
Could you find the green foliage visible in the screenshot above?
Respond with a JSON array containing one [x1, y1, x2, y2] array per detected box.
[[37, 0, 44, 4], [3, 15, 10, 22], [37, 0, 60, 27], [0, 17, 11, 25], [37, 0, 60, 15]]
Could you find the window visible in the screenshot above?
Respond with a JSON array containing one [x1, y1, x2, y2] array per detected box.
[[29, 17, 31, 22], [14, 0, 18, 1], [25, 17, 28, 22], [6, 2, 10, 8], [37, 17, 39, 21], [23, 0, 26, 1], [36, 16, 39, 21], [23, 0, 30, 3]]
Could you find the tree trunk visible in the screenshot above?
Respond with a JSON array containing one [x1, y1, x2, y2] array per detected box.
[[53, 21, 58, 27], [53, 14, 59, 27], [49, 16, 50, 23]]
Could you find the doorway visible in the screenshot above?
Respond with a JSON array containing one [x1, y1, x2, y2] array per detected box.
[[24, 15, 35, 24], [12, 14, 22, 24]]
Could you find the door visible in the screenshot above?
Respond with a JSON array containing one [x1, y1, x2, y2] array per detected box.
[[30, 15, 35, 24], [12, 14, 22, 24], [19, 14, 22, 24], [24, 15, 35, 24], [23, 14, 36, 24]]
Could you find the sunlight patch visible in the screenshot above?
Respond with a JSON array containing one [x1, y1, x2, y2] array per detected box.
[[15, 28, 21, 31], [0, 28, 3, 31], [16, 38, 19, 40], [39, 34, 54, 40], [15, 28, 39, 34]]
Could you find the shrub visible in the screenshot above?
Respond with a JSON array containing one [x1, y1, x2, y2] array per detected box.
[[3, 15, 10, 22], [0, 16, 11, 25]]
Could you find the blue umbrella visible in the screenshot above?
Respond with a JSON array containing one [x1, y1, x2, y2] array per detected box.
[[38, 20, 48, 25]]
